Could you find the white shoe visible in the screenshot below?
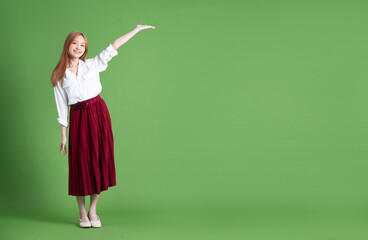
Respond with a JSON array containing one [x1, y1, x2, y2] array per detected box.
[[88, 212, 102, 228], [79, 217, 91, 228]]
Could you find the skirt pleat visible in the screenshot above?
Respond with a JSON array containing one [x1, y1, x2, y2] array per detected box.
[[68, 95, 116, 196]]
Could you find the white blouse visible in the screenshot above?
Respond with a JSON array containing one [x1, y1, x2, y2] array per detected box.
[[53, 43, 118, 127]]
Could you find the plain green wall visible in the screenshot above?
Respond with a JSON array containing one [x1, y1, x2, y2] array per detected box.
[[1, 0, 368, 220]]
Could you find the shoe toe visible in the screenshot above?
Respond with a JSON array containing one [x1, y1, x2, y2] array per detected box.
[[91, 219, 101, 227], [90, 216, 101, 227], [79, 218, 91, 228]]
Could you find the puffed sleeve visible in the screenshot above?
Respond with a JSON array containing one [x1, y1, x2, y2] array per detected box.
[[86, 43, 118, 72], [53, 81, 69, 127]]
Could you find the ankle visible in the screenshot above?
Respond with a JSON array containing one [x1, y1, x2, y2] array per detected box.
[[79, 211, 88, 218], [88, 210, 96, 215]]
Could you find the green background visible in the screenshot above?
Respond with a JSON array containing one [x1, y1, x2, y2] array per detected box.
[[1, 0, 368, 239]]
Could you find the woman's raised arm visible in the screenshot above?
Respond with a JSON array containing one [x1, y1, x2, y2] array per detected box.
[[112, 24, 156, 50]]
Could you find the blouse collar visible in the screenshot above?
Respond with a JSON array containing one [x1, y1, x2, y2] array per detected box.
[[65, 59, 84, 77]]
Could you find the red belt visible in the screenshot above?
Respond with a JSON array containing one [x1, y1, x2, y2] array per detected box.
[[71, 95, 102, 110]]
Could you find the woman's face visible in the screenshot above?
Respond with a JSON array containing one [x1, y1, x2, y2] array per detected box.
[[69, 35, 85, 58]]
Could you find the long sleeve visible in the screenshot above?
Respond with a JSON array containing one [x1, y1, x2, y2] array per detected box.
[[53, 81, 69, 127], [86, 43, 118, 73]]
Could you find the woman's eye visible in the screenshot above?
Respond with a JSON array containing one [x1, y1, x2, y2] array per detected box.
[[72, 42, 84, 47]]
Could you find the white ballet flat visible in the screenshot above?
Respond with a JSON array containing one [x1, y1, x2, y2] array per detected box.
[[88, 212, 102, 228], [79, 217, 91, 228]]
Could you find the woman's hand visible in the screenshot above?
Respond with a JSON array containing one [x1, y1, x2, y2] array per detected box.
[[60, 136, 67, 155], [135, 24, 156, 31], [112, 25, 156, 50]]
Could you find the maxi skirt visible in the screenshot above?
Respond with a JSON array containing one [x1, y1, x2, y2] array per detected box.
[[68, 94, 116, 196]]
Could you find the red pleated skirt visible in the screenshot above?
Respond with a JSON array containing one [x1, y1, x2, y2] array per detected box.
[[68, 94, 116, 196]]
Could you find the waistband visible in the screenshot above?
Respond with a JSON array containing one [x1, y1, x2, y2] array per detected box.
[[70, 95, 102, 110]]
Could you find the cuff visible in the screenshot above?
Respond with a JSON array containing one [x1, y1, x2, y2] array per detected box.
[[107, 43, 118, 57], [57, 118, 68, 128]]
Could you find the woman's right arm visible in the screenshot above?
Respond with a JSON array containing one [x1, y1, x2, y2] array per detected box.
[[53, 81, 69, 155], [60, 125, 67, 155]]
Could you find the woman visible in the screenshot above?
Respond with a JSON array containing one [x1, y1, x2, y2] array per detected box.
[[51, 24, 156, 228]]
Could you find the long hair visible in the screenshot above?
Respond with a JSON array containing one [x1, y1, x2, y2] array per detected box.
[[51, 31, 89, 87]]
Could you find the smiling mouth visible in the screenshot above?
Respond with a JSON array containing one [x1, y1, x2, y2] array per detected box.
[[74, 50, 81, 54]]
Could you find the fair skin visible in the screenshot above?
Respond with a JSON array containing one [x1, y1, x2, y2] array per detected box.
[[59, 24, 156, 223]]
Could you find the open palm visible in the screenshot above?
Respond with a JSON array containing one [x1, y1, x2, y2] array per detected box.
[[136, 24, 156, 31]]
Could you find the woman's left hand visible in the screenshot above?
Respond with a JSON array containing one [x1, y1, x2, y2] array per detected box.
[[135, 24, 156, 31]]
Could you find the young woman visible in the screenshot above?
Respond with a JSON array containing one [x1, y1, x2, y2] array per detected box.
[[51, 24, 156, 228]]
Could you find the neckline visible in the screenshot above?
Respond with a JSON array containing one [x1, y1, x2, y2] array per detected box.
[[66, 59, 81, 77]]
